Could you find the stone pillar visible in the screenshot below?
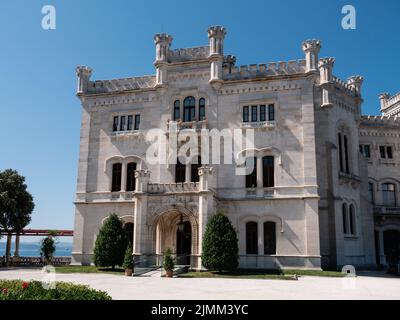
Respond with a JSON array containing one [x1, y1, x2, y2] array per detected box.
[[207, 26, 226, 84], [198, 166, 214, 270], [302, 39, 321, 73], [154, 33, 173, 87], [304, 198, 321, 268], [347, 76, 364, 95], [120, 163, 127, 193], [76, 66, 92, 93], [185, 164, 191, 183], [14, 233, 20, 257], [256, 156, 264, 197], [378, 230, 386, 265], [134, 169, 150, 193]]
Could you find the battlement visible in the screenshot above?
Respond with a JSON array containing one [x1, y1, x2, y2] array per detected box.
[[223, 59, 306, 80], [168, 46, 210, 62], [380, 91, 400, 116], [360, 114, 400, 127], [332, 76, 357, 95], [86, 75, 156, 94]]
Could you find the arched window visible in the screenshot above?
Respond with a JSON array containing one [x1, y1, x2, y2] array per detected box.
[[245, 157, 257, 188], [199, 98, 206, 121], [264, 221, 276, 255], [111, 163, 122, 192], [126, 162, 137, 191], [342, 203, 348, 234], [382, 183, 396, 206], [338, 133, 344, 172], [338, 131, 350, 174], [349, 205, 356, 235], [246, 222, 258, 254], [343, 135, 350, 174], [173, 100, 181, 121], [262, 156, 274, 188], [191, 156, 201, 183], [124, 222, 134, 246], [183, 96, 196, 122], [175, 159, 186, 183], [368, 182, 375, 204]]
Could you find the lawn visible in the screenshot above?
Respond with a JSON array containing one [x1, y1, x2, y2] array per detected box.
[[178, 269, 345, 279], [55, 265, 125, 275]]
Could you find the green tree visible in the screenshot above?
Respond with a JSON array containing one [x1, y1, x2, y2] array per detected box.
[[122, 243, 134, 270], [163, 248, 175, 272], [40, 235, 56, 264], [0, 169, 35, 265], [201, 212, 239, 272], [93, 213, 128, 270]]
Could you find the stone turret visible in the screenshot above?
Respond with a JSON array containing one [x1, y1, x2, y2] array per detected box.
[[319, 57, 335, 84], [76, 66, 92, 93], [302, 39, 321, 73], [224, 55, 236, 73], [347, 76, 363, 95], [154, 33, 173, 87], [208, 26, 227, 84], [379, 92, 400, 116]]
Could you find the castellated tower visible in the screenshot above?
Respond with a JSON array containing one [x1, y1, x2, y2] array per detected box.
[[154, 33, 173, 87]]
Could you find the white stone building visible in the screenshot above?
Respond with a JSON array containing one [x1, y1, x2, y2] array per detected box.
[[72, 26, 399, 270]]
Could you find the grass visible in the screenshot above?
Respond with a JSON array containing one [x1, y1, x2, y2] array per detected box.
[[178, 268, 345, 280], [55, 265, 125, 275]]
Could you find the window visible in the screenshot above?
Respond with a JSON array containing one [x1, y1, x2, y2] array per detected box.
[[113, 116, 119, 132], [382, 183, 396, 206], [338, 133, 344, 172], [111, 163, 122, 192], [243, 106, 249, 122], [368, 182, 375, 204], [246, 222, 258, 254], [175, 159, 186, 183], [245, 157, 257, 188], [268, 104, 275, 121], [343, 135, 350, 174], [380, 146, 393, 159], [251, 106, 257, 122], [342, 203, 348, 235], [349, 205, 356, 235], [199, 98, 206, 121], [191, 156, 201, 183], [124, 223, 134, 246], [126, 162, 137, 191], [173, 100, 180, 121], [183, 96, 196, 122], [264, 222, 276, 255], [134, 114, 140, 130], [262, 156, 274, 188], [359, 144, 371, 158], [127, 115, 133, 131], [260, 105, 266, 122], [119, 116, 126, 131]]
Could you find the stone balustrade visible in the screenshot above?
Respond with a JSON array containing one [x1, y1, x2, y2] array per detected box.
[[148, 182, 200, 194]]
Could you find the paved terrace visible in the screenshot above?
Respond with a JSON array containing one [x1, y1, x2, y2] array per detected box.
[[0, 268, 399, 300]]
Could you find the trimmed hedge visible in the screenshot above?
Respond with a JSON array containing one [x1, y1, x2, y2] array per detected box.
[[0, 280, 111, 300]]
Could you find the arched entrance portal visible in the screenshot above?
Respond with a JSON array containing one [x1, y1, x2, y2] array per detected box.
[[154, 209, 198, 267]]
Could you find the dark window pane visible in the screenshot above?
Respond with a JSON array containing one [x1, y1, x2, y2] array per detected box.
[[120, 116, 126, 131], [338, 133, 344, 172], [199, 98, 206, 121], [243, 106, 249, 122], [124, 223, 134, 246], [113, 116, 119, 132], [364, 145, 371, 158], [263, 156, 274, 187], [349, 205, 355, 235], [344, 135, 350, 174], [380, 146, 386, 158], [127, 115, 133, 131], [174, 100, 180, 121], [134, 114, 140, 130], [382, 183, 396, 206], [183, 96, 195, 122], [126, 162, 137, 191], [387, 146, 393, 159], [368, 182, 374, 204], [175, 159, 186, 183], [268, 104, 275, 121], [342, 204, 348, 234], [260, 105, 266, 122], [246, 222, 258, 255], [264, 222, 276, 254], [111, 163, 122, 192], [251, 106, 257, 122], [245, 157, 257, 188], [191, 156, 201, 182]]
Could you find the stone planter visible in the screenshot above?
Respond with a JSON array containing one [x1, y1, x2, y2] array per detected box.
[[166, 270, 173, 278], [125, 268, 133, 277]]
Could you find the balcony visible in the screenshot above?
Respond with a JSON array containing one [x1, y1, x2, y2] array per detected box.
[[338, 172, 361, 188], [167, 120, 208, 132], [241, 121, 276, 130], [373, 205, 400, 215], [148, 182, 200, 194]]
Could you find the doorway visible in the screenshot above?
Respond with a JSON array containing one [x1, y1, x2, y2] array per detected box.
[[176, 221, 191, 265]]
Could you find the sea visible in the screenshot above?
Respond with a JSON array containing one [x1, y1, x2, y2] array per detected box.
[[0, 241, 72, 257]]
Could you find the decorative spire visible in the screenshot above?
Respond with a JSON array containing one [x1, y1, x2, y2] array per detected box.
[[302, 39, 321, 73]]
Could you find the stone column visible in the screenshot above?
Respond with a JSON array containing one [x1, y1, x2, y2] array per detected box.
[[318, 56, 335, 107], [14, 233, 20, 257], [154, 33, 173, 87], [198, 166, 214, 270], [185, 164, 191, 183], [120, 163, 127, 193], [76, 66, 92, 93], [207, 26, 226, 84], [302, 39, 321, 73], [256, 156, 263, 197]]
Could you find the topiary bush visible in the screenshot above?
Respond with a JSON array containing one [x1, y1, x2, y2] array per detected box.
[[202, 212, 239, 272], [163, 248, 175, 271], [93, 213, 128, 270], [0, 280, 111, 300], [40, 235, 56, 264], [122, 243, 134, 270]]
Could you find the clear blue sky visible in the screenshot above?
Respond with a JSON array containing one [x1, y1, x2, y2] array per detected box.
[[0, 0, 399, 233]]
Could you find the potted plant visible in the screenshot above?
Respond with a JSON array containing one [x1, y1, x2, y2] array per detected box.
[[122, 244, 134, 276], [163, 248, 175, 278]]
